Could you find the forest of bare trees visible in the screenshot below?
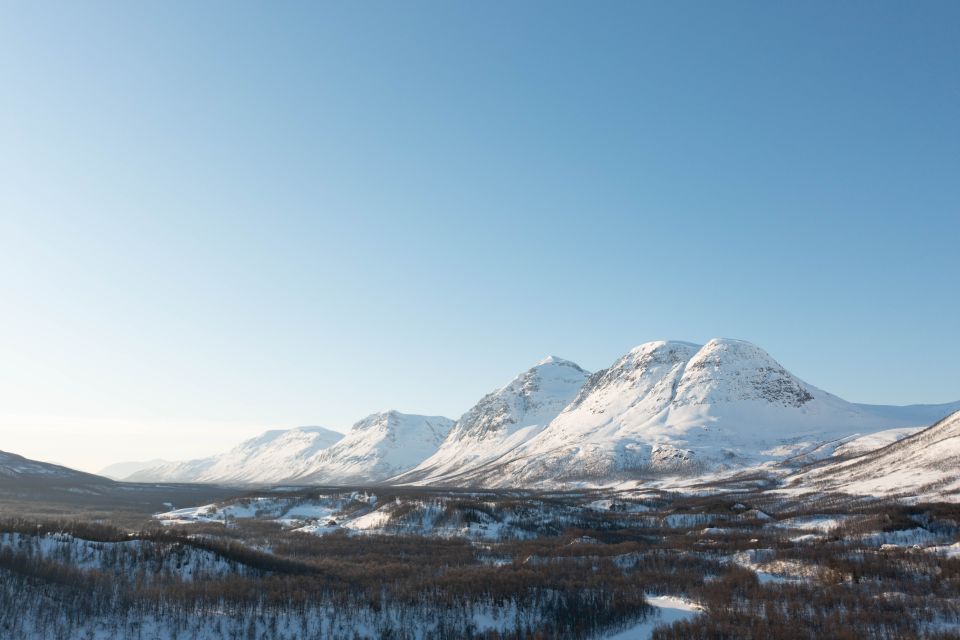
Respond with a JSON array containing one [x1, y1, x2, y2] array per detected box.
[[0, 491, 958, 639]]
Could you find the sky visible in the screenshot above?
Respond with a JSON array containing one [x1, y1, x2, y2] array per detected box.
[[1, 1, 958, 472]]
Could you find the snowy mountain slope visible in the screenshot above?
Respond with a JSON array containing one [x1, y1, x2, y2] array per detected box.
[[0, 451, 124, 504], [115, 338, 957, 489], [126, 426, 344, 484], [126, 456, 218, 483], [393, 356, 590, 485], [98, 459, 170, 480], [0, 450, 112, 486], [457, 339, 951, 487], [787, 410, 960, 501], [295, 411, 455, 485], [830, 427, 925, 459], [195, 426, 344, 483]]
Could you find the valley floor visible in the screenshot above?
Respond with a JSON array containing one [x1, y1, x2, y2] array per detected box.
[[1, 483, 959, 639]]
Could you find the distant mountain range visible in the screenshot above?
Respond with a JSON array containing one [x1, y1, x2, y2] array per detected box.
[[295, 412, 454, 484], [126, 426, 344, 483], [127, 413, 454, 485], [0, 450, 111, 487], [98, 459, 170, 480], [88, 338, 960, 492]]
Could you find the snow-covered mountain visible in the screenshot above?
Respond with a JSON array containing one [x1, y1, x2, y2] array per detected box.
[[196, 426, 344, 483], [116, 338, 957, 489], [126, 456, 218, 483], [0, 450, 112, 487], [295, 411, 455, 485], [449, 339, 957, 487], [394, 356, 590, 485], [127, 426, 344, 484], [98, 459, 170, 480], [849, 401, 960, 426], [787, 410, 960, 501], [128, 414, 454, 486]]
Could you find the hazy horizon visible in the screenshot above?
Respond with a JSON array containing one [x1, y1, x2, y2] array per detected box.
[[6, 335, 960, 474], [2, 2, 958, 473]]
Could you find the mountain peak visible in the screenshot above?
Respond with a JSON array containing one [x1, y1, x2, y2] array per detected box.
[[468, 337, 921, 487], [126, 424, 344, 483], [628, 339, 702, 355], [534, 355, 583, 369], [297, 413, 455, 484], [351, 410, 430, 432], [703, 337, 758, 348], [696, 337, 776, 361], [111, 338, 959, 490], [393, 356, 591, 484], [676, 339, 814, 408], [290, 425, 343, 436]]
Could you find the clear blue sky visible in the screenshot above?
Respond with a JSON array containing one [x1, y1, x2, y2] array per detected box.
[[1, 2, 957, 471]]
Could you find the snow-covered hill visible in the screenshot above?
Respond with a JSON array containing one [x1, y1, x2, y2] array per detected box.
[[0, 450, 111, 485], [126, 413, 454, 486], [787, 410, 960, 501], [295, 411, 454, 484], [452, 339, 955, 487], [126, 456, 218, 483], [127, 426, 344, 484], [394, 356, 590, 485], [116, 338, 957, 489], [98, 459, 170, 480]]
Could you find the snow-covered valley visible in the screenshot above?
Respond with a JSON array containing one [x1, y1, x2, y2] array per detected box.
[[2, 339, 958, 639], [2, 480, 959, 639]]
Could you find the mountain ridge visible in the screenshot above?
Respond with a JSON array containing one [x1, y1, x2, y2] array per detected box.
[[423, 338, 958, 487], [787, 409, 960, 500], [294, 411, 455, 484], [395, 356, 590, 485], [127, 425, 345, 484], [104, 338, 959, 490]]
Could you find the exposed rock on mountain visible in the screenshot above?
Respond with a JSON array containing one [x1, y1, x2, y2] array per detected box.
[[395, 356, 589, 485]]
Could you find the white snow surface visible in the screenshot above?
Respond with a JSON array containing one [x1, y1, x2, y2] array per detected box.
[[155, 494, 366, 527], [605, 595, 702, 639], [294, 411, 454, 484], [788, 410, 960, 501], [111, 338, 958, 490], [394, 356, 590, 485], [448, 339, 944, 487], [830, 427, 925, 458], [127, 426, 345, 483], [129, 413, 454, 486], [925, 542, 960, 559]]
